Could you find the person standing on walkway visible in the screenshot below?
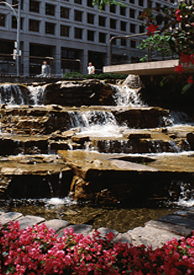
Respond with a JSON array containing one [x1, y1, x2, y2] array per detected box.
[[87, 62, 95, 74], [41, 61, 51, 77]]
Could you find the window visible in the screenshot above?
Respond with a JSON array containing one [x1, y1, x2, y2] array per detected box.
[[139, 25, 144, 33], [110, 4, 116, 13], [29, 19, 39, 32], [130, 8, 136, 18], [60, 7, 69, 19], [138, 0, 144, 6], [45, 3, 55, 16], [121, 39, 127, 46], [87, 30, 95, 41], [130, 23, 136, 33], [147, 0, 152, 8], [131, 40, 136, 48], [12, 16, 23, 29], [45, 22, 55, 34], [74, 0, 82, 4], [110, 18, 117, 29], [30, 0, 40, 13], [120, 21, 127, 31], [155, 2, 160, 9], [130, 0, 135, 3], [74, 10, 82, 22], [60, 25, 70, 37], [99, 32, 106, 43], [0, 14, 6, 27], [120, 6, 126, 16], [12, 0, 24, 9], [87, 13, 94, 24], [138, 11, 144, 20], [87, 0, 93, 7], [74, 27, 83, 39], [99, 15, 106, 27]]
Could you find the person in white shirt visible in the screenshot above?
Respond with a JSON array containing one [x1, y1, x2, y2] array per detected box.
[[87, 62, 95, 74], [41, 61, 51, 77]]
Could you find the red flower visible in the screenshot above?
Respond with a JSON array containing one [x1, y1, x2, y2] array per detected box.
[[180, 53, 191, 64], [146, 24, 158, 36], [174, 63, 185, 74], [187, 76, 193, 84], [175, 9, 182, 21]]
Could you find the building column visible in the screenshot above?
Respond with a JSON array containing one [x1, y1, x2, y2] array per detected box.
[[22, 40, 30, 76], [82, 49, 88, 74], [54, 44, 62, 76]]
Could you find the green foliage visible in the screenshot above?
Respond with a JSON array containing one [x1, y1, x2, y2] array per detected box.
[[137, 34, 173, 61], [63, 72, 126, 80], [92, 0, 126, 10]]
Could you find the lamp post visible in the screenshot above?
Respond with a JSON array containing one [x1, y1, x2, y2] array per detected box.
[[0, 0, 21, 76]]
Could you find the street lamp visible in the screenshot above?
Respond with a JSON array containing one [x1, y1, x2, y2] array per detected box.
[[0, 0, 21, 76]]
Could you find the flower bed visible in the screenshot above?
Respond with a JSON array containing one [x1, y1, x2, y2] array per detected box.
[[0, 221, 194, 274]]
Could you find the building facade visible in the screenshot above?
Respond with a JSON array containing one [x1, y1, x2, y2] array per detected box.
[[0, 0, 175, 76]]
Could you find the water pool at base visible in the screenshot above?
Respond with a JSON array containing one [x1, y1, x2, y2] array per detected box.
[[0, 198, 179, 233]]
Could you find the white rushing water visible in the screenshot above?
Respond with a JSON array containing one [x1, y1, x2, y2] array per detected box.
[[68, 110, 128, 138], [112, 84, 147, 107]]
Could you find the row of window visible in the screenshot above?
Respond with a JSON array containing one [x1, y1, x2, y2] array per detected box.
[[0, 12, 145, 33], [0, 13, 140, 46], [11, 0, 173, 16]]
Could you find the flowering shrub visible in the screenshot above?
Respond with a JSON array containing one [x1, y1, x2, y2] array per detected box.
[[1, 221, 194, 274], [138, 0, 194, 88]]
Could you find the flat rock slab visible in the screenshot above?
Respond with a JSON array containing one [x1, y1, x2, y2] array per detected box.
[[159, 214, 194, 229], [113, 232, 132, 244], [0, 154, 69, 176], [17, 215, 46, 229], [0, 212, 23, 226], [145, 220, 193, 237], [128, 225, 181, 249], [58, 150, 158, 180], [65, 224, 93, 236], [44, 219, 70, 232]]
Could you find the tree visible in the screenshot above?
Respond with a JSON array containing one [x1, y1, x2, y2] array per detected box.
[[138, 0, 194, 84]]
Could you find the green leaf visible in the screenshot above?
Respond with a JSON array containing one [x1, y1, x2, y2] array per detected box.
[[182, 83, 193, 94]]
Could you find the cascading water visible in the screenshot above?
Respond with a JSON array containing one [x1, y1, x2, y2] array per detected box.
[[0, 84, 45, 106], [1, 78, 194, 232], [112, 84, 147, 107], [68, 110, 127, 138]]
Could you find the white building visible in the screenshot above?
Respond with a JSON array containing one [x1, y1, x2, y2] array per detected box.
[[0, 0, 175, 76]]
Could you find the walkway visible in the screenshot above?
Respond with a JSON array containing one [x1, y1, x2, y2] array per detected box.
[[103, 60, 194, 75], [1, 208, 194, 249]]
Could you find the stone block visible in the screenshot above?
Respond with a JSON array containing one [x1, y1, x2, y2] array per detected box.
[[113, 232, 132, 244], [44, 219, 70, 232], [145, 220, 193, 237], [159, 214, 194, 229], [0, 212, 23, 226], [17, 215, 45, 230]]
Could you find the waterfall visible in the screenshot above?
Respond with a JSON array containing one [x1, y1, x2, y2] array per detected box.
[[28, 85, 45, 105], [0, 84, 46, 106], [112, 84, 147, 107], [68, 110, 128, 138], [0, 84, 26, 106]]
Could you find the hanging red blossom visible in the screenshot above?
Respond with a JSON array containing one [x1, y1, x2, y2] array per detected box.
[[174, 63, 185, 74], [187, 76, 193, 83], [180, 53, 191, 64], [146, 24, 158, 36], [175, 9, 182, 21]]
